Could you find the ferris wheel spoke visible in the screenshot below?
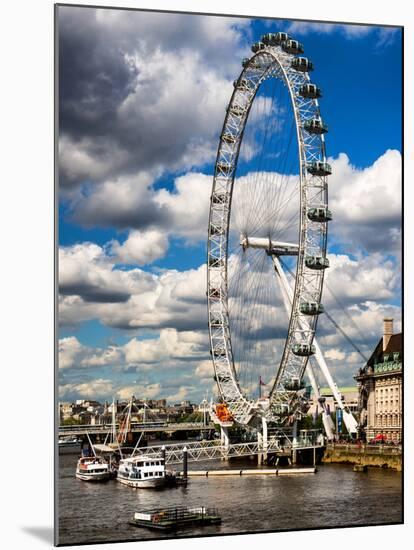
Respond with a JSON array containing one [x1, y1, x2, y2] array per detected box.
[[235, 251, 269, 386], [244, 78, 285, 232]]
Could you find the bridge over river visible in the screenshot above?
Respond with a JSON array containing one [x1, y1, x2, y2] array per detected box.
[[133, 437, 324, 465], [58, 421, 216, 438]]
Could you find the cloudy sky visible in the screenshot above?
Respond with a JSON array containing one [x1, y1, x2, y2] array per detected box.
[[57, 5, 402, 405]]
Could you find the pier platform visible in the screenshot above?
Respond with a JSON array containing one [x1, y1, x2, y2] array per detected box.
[[186, 467, 316, 476]]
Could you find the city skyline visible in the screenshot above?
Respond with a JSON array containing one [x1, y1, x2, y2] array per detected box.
[[58, 6, 402, 404]]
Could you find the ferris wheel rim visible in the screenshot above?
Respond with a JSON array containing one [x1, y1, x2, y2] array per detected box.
[[207, 38, 330, 426]]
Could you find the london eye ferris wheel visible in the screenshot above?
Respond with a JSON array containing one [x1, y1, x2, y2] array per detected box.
[[207, 32, 341, 430]]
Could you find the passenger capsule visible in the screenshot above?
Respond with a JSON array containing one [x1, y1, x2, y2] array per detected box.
[[210, 316, 222, 327], [292, 343, 316, 357], [282, 39, 304, 55], [291, 57, 313, 72], [304, 118, 328, 134], [307, 161, 332, 176], [242, 57, 250, 68], [299, 83, 322, 99], [262, 32, 291, 46], [299, 302, 325, 315], [274, 32, 291, 44], [248, 57, 270, 70], [251, 41, 266, 53], [261, 33, 276, 45], [307, 206, 332, 222], [284, 377, 306, 391], [305, 255, 330, 270]]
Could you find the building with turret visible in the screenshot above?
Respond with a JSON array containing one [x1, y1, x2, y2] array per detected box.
[[355, 318, 402, 442]]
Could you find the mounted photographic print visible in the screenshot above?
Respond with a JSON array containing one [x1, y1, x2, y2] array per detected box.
[[55, 3, 403, 546]]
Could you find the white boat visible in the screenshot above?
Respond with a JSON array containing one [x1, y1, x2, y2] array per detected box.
[[117, 456, 166, 488], [75, 456, 112, 482]]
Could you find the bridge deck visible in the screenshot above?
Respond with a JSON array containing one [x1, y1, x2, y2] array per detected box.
[[58, 422, 215, 437], [135, 438, 323, 464]]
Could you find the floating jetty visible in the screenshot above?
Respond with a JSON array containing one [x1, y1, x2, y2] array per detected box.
[[129, 506, 221, 531], [186, 467, 316, 477]]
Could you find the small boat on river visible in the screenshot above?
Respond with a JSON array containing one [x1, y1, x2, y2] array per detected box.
[[75, 456, 114, 482]]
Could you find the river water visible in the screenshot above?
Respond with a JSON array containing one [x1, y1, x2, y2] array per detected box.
[[57, 453, 402, 545]]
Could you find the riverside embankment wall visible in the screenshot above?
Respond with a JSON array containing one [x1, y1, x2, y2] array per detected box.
[[322, 443, 402, 471]]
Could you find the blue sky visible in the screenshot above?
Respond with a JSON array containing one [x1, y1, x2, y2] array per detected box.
[[58, 6, 402, 404]]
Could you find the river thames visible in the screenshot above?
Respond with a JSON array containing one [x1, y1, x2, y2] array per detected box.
[[57, 453, 402, 545]]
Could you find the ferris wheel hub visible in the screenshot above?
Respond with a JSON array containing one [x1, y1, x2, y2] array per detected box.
[[240, 235, 299, 256]]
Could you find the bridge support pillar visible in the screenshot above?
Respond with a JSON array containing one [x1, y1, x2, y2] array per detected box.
[[220, 426, 229, 461]]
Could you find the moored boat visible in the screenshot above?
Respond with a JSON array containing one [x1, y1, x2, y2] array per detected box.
[[75, 456, 113, 482], [117, 455, 166, 488]]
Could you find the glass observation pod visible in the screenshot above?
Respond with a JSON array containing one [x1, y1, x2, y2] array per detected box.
[[305, 255, 330, 270], [292, 343, 316, 357], [216, 161, 233, 175], [251, 41, 266, 53], [284, 377, 306, 391], [304, 118, 328, 135], [291, 57, 313, 72], [211, 192, 227, 204], [243, 57, 269, 70], [262, 32, 291, 45], [208, 256, 224, 268], [307, 206, 332, 222], [299, 83, 322, 99], [299, 302, 325, 315], [282, 39, 304, 55], [210, 316, 223, 327], [212, 348, 226, 358], [307, 161, 332, 176], [221, 132, 237, 144]]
